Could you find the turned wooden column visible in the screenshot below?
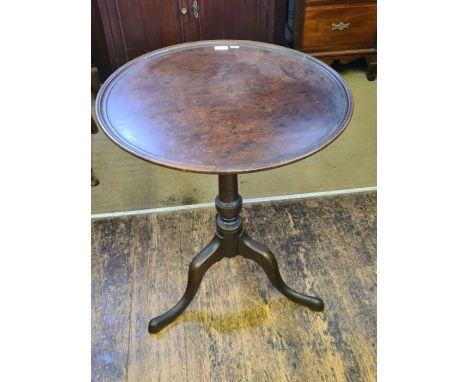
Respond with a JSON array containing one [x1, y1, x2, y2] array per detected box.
[[216, 175, 243, 257]]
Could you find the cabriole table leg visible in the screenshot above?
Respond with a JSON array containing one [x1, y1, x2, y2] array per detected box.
[[238, 232, 324, 310]]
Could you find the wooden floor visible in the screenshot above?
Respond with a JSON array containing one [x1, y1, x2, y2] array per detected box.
[[92, 192, 377, 382]]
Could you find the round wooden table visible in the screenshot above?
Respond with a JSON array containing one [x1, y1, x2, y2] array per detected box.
[[96, 40, 353, 334]]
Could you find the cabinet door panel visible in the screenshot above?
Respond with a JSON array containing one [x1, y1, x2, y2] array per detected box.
[[178, 0, 201, 42], [199, 0, 271, 42], [94, 0, 286, 75], [102, 0, 183, 66], [137, 0, 183, 54]]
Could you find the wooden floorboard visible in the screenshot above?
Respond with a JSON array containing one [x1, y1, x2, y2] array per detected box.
[[91, 219, 135, 382], [92, 192, 377, 382]]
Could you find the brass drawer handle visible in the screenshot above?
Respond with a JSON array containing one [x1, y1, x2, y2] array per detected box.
[[331, 22, 350, 31]]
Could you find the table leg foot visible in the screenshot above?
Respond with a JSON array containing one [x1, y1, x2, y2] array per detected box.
[[148, 235, 223, 333], [238, 232, 324, 311], [91, 168, 99, 187]]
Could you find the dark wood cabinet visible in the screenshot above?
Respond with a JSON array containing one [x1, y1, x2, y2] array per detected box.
[[92, 0, 286, 78], [293, 0, 376, 80]]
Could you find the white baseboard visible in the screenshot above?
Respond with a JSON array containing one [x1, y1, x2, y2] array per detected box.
[[91, 186, 377, 220]]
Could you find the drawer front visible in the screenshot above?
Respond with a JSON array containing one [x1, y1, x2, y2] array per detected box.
[[305, 0, 376, 5], [301, 4, 376, 49]]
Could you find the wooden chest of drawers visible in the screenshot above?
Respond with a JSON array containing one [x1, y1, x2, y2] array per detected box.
[[294, 0, 377, 80]]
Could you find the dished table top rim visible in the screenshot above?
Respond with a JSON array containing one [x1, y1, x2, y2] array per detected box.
[[95, 40, 354, 174]]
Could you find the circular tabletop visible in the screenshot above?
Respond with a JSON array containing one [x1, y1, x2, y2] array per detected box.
[[96, 40, 353, 174]]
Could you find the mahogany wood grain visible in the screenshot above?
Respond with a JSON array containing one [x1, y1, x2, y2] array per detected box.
[[305, 0, 376, 5], [201, 0, 260, 41], [95, 40, 353, 174], [198, 0, 286, 44], [301, 4, 376, 48]]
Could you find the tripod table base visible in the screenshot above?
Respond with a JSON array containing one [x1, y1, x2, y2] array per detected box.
[[148, 175, 324, 334]]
